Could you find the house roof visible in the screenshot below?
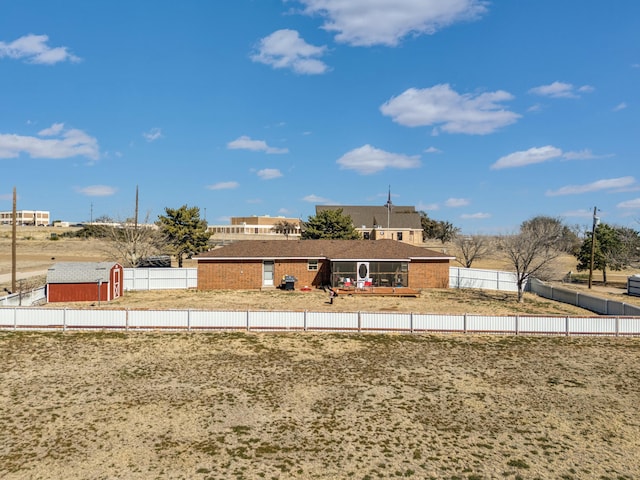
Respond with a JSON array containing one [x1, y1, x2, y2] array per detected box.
[[47, 262, 120, 284], [195, 239, 453, 261], [315, 205, 422, 230]]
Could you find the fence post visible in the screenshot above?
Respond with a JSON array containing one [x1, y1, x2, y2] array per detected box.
[[247, 310, 250, 331], [463, 313, 467, 334], [410, 312, 414, 334], [304, 310, 307, 332], [13, 307, 17, 330], [615, 316, 619, 337], [515, 315, 519, 335], [357, 311, 362, 333], [566, 316, 570, 336], [126, 309, 129, 331], [63, 308, 67, 332], [187, 309, 191, 332]]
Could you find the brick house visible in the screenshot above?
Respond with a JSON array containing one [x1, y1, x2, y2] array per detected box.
[[195, 239, 453, 290]]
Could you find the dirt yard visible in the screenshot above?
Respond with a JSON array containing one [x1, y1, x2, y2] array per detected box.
[[1, 331, 639, 479], [46, 287, 605, 317], [3, 227, 640, 479]]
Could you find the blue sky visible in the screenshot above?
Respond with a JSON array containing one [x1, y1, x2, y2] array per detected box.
[[1, 1, 638, 233]]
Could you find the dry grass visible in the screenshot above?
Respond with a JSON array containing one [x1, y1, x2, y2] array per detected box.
[[47, 287, 602, 316], [1, 331, 639, 479]]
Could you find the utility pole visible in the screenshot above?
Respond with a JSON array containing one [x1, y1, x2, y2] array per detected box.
[[588, 206, 599, 289], [11, 187, 17, 293]]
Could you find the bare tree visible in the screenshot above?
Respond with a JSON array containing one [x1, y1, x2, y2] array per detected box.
[[454, 235, 489, 268], [500, 218, 565, 302], [102, 213, 167, 267]]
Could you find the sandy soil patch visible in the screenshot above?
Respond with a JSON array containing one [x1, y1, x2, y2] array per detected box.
[[1, 332, 639, 479]]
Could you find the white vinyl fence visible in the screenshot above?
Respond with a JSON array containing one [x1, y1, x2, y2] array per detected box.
[[1, 308, 639, 336], [530, 278, 640, 316], [449, 267, 523, 292], [123, 268, 197, 291], [0, 287, 46, 307]]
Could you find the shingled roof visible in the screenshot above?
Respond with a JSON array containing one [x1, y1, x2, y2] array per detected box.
[[47, 262, 119, 284], [195, 239, 452, 261], [315, 205, 422, 229]]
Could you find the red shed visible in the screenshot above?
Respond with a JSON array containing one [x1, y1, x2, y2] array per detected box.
[[46, 262, 123, 303]]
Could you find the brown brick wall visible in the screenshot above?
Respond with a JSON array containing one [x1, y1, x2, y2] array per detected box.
[[198, 260, 263, 289], [198, 259, 448, 290], [198, 259, 331, 290], [408, 260, 450, 288]]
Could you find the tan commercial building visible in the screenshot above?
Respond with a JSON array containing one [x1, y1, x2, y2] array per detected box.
[[0, 210, 50, 226], [208, 215, 302, 243]]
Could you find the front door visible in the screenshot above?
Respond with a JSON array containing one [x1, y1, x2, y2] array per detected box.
[[113, 268, 121, 300], [357, 262, 370, 288], [263, 261, 274, 287]]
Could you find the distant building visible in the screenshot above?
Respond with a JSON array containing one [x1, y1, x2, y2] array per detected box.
[[315, 205, 424, 246], [208, 215, 302, 243], [0, 210, 50, 226]]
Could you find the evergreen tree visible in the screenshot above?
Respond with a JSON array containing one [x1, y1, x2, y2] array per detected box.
[[575, 223, 638, 284], [157, 205, 212, 267], [301, 209, 361, 239]]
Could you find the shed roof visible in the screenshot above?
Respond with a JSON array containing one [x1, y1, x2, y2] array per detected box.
[[47, 262, 120, 284], [316, 205, 422, 229], [195, 239, 452, 261]]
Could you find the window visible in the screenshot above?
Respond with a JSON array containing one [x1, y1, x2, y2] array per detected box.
[[363, 231, 370, 240], [397, 232, 403, 241], [308, 260, 318, 271]]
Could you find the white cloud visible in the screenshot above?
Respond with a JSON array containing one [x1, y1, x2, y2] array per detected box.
[[491, 146, 611, 169], [257, 168, 283, 180], [38, 123, 65, 136], [613, 102, 628, 111], [75, 185, 117, 197], [461, 212, 491, 219], [561, 149, 613, 161], [227, 135, 288, 154], [380, 84, 520, 135], [424, 146, 442, 154], [293, 0, 488, 47], [0, 34, 81, 64], [617, 198, 640, 209], [251, 29, 328, 75], [0, 124, 99, 161], [491, 146, 562, 170], [445, 198, 469, 207], [546, 176, 636, 196], [336, 144, 421, 175], [142, 128, 162, 142], [528, 81, 593, 99], [207, 181, 239, 190], [303, 194, 334, 204]]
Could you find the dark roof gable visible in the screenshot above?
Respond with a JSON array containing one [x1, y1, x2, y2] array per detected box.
[[315, 205, 422, 229]]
